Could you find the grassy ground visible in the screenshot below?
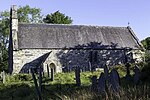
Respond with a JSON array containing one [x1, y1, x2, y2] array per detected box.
[[0, 69, 150, 100]]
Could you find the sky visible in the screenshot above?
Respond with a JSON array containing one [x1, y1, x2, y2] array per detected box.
[[0, 0, 150, 40]]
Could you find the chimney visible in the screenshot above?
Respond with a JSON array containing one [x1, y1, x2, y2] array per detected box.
[[10, 5, 18, 50]]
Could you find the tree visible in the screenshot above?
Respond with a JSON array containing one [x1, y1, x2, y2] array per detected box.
[[43, 11, 73, 24], [141, 37, 150, 50], [0, 5, 43, 72], [0, 11, 10, 72], [17, 5, 43, 23]]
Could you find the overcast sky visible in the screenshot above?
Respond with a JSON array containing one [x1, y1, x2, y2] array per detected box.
[[1, 0, 150, 40]]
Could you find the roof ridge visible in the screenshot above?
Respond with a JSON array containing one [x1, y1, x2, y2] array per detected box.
[[19, 23, 127, 28]]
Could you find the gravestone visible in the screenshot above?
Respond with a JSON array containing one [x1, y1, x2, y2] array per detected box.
[[91, 75, 97, 91], [133, 65, 140, 85], [1, 71, 5, 84], [104, 65, 109, 80], [98, 73, 106, 94], [109, 69, 120, 92], [125, 63, 132, 81], [75, 67, 81, 86]]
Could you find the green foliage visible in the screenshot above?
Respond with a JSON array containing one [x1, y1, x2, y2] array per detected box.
[[141, 37, 150, 50], [17, 5, 43, 23], [0, 11, 10, 72], [0, 5, 43, 72], [43, 11, 73, 24], [0, 48, 8, 72]]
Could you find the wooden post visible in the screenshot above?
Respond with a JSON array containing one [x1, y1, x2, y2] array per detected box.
[[31, 68, 42, 100], [75, 67, 81, 86], [51, 68, 54, 81]]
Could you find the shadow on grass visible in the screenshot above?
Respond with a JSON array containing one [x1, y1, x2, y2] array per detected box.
[[0, 83, 37, 100], [42, 83, 91, 100]]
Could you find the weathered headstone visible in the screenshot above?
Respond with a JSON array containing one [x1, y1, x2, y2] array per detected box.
[[98, 73, 106, 94], [91, 75, 97, 91], [75, 67, 81, 86], [133, 65, 140, 85], [1, 70, 5, 84], [109, 69, 120, 92], [125, 63, 131, 81], [104, 65, 109, 80]]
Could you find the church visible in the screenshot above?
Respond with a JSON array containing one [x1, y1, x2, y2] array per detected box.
[[8, 5, 144, 74]]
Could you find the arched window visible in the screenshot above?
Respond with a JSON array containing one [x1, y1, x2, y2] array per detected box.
[[50, 63, 56, 73]]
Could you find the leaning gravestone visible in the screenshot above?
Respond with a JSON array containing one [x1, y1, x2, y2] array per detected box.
[[98, 72, 106, 94], [133, 65, 140, 85], [109, 69, 120, 92], [91, 75, 97, 91]]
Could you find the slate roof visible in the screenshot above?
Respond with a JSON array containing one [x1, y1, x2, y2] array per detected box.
[[18, 23, 142, 50]]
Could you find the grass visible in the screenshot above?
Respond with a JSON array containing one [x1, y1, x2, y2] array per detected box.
[[0, 68, 150, 100]]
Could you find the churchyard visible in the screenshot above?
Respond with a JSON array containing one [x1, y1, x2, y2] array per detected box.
[[0, 62, 150, 100]]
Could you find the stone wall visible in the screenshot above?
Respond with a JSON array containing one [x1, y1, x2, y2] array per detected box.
[[13, 48, 143, 74], [13, 49, 62, 73]]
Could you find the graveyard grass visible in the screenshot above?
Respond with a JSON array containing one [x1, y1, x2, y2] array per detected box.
[[0, 64, 150, 100]]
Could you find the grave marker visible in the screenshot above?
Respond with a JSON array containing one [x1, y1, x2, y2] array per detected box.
[[91, 75, 97, 91], [75, 67, 81, 86], [134, 65, 140, 85], [98, 73, 106, 94], [109, 69, 120, 92], [104, 65, 109, 80]]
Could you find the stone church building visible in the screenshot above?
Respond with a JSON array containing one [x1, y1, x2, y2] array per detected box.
[[8, 6, 144, 74]]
